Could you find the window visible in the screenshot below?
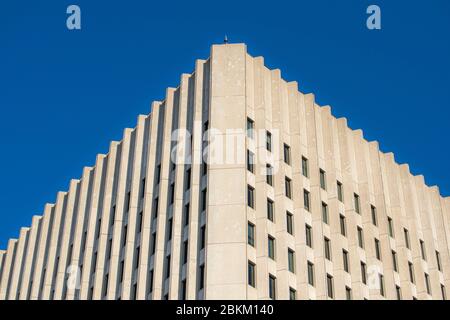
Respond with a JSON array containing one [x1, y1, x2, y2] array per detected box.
[[151, 232, 157, 255], [388, 217, 395, 238], [324, 237, 332, 261], [425, 273, 432, 295], [288, 249, 295, 273], [155, 164, 161, 182], [303, 189, 310, 211], [181, 280, 187, 300], [392, 250, 398, 272], [343, 250, 350, 273], [167, 218, 173, 241], [247, 150, 254, 173], [266, 164, 273, 186], [305, 224, 313, 248], [375, 239, 381, 260], [200, 226, 206, 250], [182, 241, 188, 265], [337, 181, 343, 202], [289, 288, 296, 300], [247, 222, 255, 247], [201, 189, 207, 211], [371, 205, 377, 226], [361, 262, 367, 285], [185, 168, 191, 191], [199, 265, 205, 290], [183, 203, 190, 226], [165, 255, 171, 279], [247, 185, 255, 209], [285, 177, 292, 199], [153, 197, 159, 219], [404, 228, 410, 249], [140, 178, 146, 198], [319, 169, 327, 190], [283, 144, 291, 165], [202, 159, 207, 176], [307, 262, 315, 286], [122, 226, 127, 247], [354, 193, 360, 214], [340, 215, 347, 236], [396, 286, 402, 300], [269, 275, 276, 299], [442, 285, 447, 300], [126, 191, 131, 212], [326, 274, 334, 299], [267, 199, 274, 222], [169, 183, 175, 205], [268, 236, 276, 260], [137, 211, 143, 233], [420, 240, 427, 261], [248, 261, 256, 288], [246, 118, 254, 139], [286, 212, 294, 235], [379, 274, 385, 297], [436, 251, 442, 272], [302, 157, 309, 178], [408, 262, 415, 283], [266, 131, 272, 152], [357, 227, 364, 249], [134, 246, 140, 269], [110, 205, 116, 226], [346, 287, 352, 300], [322, 202, 329, 224]]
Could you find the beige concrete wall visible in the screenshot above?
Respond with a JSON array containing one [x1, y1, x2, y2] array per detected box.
[[0, 43, 449, 300]]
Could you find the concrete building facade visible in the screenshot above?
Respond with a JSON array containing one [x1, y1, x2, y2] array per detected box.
[[0, 43, 450, 300]]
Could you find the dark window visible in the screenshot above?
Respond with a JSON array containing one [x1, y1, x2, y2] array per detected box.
[[185, 168, 191, 191], [371, 205, 377, 226], [182, 241, 188, 265], [322, 202, 329, 224], [285, 177, 292, 199], [283, 144, 291, 165], [266, 131, 272, 152], [268, 236, 276, 260], [126, 191, 131, 212], [165, 255, 171, 279], [337, 181, 343, 202], [110, 205, 116, 226], [436, 251, 442, 272], [320, 169, 327, 190], [420, 240, 427, 261], [267, 199, 274, 222], [288, 249, 295, 273], [269, 274, 276, 299], [137, 211, 143, 233], [153, 197, 159, 219], [354, 193, 360, 214], [247, 118, 254, 139], [307, 262, 314, 286], [248, 261, 256, 288], [388, 217, 395, 238], [156, 164, 161, 182], [200, 226, 206, 250], [375, 239, 382, 260], [346, 287, 352, 300], [167, 218, 173, 241], [169, 183, 175, 205], [361, 262, 367, 285], [134, 246, 140, 269], [183, 203, 190, 227], [122, 225, 128, 247], [379, 274, 385, 297], [326, 274, 334, 299], [303, 189, 310, 211], [140, 178, 146, 198], [408, 262, 415, 283], [340, 214, 347, 236], [181, 280, 187, 300], [289, 288, 296, 300], [357, 227, 364, 249], [198, 265, 205, 290], [266, 164, 273, 186], [286, 212, 294, 235], [343, 250, 350, 273], [396, 286, 402, 300], [441, 285, 447, 300], [305, 224, 313, 248], [247, 185, 255, 209], [247, 150, 255, 173], [201, 189, 207, 211], [392, 250, 398, 272], [151, 232, 157, 255], [324, 237, 332, 261], [302, 157, 309, 178], [425, 273, 432, 295], [247, 222, 255, 247], [404, 228, 410, 249]]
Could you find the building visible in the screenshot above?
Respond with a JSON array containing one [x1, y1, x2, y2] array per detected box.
[[0, 43, 449, 300]]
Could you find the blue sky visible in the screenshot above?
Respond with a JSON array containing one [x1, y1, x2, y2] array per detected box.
[[0, 0, 449, 248]]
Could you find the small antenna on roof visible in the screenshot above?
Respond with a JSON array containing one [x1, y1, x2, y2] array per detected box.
[[224, 35, 229, 44]]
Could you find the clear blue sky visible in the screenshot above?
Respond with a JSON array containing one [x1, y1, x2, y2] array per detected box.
[[0, 0, 449, 249]]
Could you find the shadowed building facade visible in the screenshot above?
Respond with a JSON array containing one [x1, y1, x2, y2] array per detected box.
[[0, 43, 449, 300]]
